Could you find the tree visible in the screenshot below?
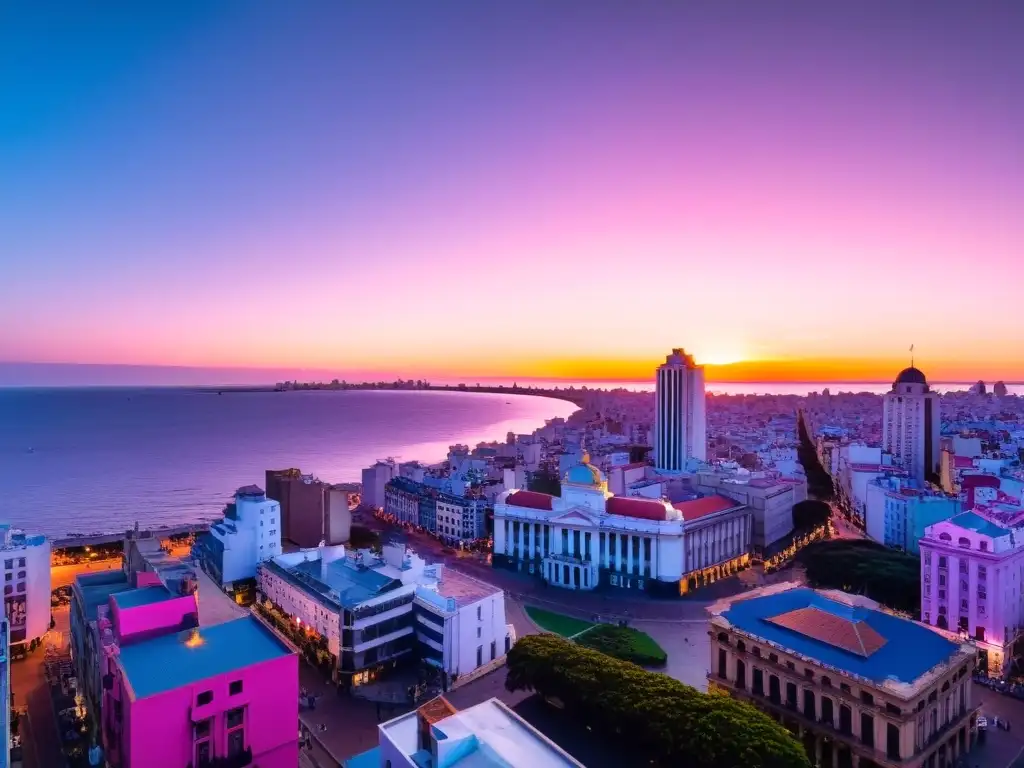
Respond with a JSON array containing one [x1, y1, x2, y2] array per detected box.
[[506, 635, 810, 768], [795, 539, 921, 614]]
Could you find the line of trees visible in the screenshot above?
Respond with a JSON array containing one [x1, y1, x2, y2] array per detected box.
[[506, 634, 810, 768], [796, 412, 835, 500]]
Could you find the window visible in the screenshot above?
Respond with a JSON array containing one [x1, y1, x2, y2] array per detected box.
[[786, 661, 795, 671], [17, 558, 24, 568], [3, 574, 9, 583], [226, 706, 245, 757], [477, 627, 481, 638], [2, 560, 10, 569], [197, 690, 213, 706], [939, 556, 947, 568], [477, 646, 483, 667], [821, 676, 832, 688], [861, 691, 874, 705], [490, 640, 496, 661], [958, 537, 971, 548], [230, 680, 243, 696], [980, 541, 989, 552], [16, 571, 24, 580], [195, 719, 212, 767], [477, 605, 482, 620]]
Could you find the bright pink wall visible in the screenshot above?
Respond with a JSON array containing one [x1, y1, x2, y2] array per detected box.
[[112, 594, 198, 644], [136, 572, 162, 587], [125, 653, 299, 768]]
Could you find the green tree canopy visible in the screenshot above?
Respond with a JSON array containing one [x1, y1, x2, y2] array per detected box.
[[506, 634, 810, 768], [795, 539, 921, 613]]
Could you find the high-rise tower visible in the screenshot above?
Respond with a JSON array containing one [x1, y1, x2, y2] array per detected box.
[[883, 366, 940, 482], [654, 348, 706, 472]]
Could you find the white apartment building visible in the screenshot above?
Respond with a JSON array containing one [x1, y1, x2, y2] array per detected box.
[[414, 569, 513, 681], [493, 456, 751, 597], [883, 367, 941, 483], [258, 544, 509, 687], [0, 524, 51, 649], [376, 697, 584, 768], [196, 485, 281, 588], [654, 348, 707, 472], [919, 511, 1024, 677], [361, 460, 399, 510]]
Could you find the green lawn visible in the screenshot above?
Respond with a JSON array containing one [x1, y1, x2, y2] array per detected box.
[[525, 606, 595, 637], [577, 624, 668, 666]]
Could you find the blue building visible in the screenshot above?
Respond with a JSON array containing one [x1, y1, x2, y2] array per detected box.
[[865, 476, 961, 554], [709, 584, 980, 768]]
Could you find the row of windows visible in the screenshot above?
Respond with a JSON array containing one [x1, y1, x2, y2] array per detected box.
[[197, 679, 244, 706], [3, 558, 26, 569]]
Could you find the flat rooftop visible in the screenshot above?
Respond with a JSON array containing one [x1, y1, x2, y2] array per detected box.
[[292, 558, 399, 609], [111, 585, 175, 610], [435, 570, 500, 608], [950, 511, 1011, 538], [74, 571, 132, 620], [118, 616, 293, 699], [381, 697, 583, 768], [720, 587, 962, 685]]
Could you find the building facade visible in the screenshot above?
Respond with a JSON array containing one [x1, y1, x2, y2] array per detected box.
[[0, 618, 9, 768], [0, 525, 51, 650], [883, 367, 941, 483], [265, 469, 353, 548], [384, 478, 422, 526], [361, 460, 399, 510], [194, 485, 282, 589], [493, 456, 751, 597], [709, 584, 979, 768], [114, 618, 297, 768], [654, 348, 706, 472], [864, 478, 961, 554], [919, 511, 1024, 677], [691, 469, 804, 552], [414, 569, 513, 682]]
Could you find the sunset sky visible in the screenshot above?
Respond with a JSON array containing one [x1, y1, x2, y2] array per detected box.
[[3, 2, 1023, 384]]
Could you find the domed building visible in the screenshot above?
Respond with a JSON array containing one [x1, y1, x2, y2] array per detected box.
[[883, 365, 940, 483], [492, 456, 752, 597]]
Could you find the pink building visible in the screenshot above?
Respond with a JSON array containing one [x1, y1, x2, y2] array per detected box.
[[73, 568, 297, 768], [112, 616, 297, 768], [919, 510, 1024, 677]]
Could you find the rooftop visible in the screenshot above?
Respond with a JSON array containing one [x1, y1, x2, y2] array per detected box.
[[381, 697, 583, 768], [672, 495, 738, 522], [434, 570, 500, 609], [110, 585, 175, 611], [605, 496, 672, 522], [74, 571, 133, 620], [291, 557, 400, 609], [718, 586, 962, 686], [117, 616, 292, 699], [948, 511, 1011, 539], [506, 490, 554, 511]]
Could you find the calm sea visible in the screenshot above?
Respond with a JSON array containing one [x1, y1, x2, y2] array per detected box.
[[0, 389, 577, 538]]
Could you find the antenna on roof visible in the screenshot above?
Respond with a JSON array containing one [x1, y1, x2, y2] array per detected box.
[[910, 344, 915, 367]]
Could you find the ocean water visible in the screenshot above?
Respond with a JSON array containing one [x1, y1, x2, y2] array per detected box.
[[0, 388, 577, 538]]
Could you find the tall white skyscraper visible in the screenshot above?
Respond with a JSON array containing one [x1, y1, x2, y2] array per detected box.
[[654, 348, 706, 472], [882, 366, 940, 483]]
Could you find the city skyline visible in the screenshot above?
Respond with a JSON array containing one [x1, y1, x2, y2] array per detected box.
[[4, 3, 1024, 383]]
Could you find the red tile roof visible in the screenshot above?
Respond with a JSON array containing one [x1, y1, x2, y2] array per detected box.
[[605, 496, 669, 521], [672, 495, 737, 522], [765, 606, 887, 657], [506, 490, 554, 511]]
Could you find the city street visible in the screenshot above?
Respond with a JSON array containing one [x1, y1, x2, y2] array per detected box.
[[971, 685, 1024, 768], [11, 606, 71, 768]]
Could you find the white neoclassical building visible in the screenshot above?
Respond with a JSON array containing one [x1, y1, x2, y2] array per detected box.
[[493, 456, 752, 597]]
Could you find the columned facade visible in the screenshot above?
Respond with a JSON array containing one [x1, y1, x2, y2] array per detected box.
[[709, 587, 980, 768], [493, 465, 753, 597]]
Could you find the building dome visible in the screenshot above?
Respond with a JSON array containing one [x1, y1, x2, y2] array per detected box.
[[564, 453, 604, 487], [894, 366, 927, 385]]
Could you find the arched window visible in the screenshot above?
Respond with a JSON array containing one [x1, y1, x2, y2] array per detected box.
[[717, 632, 729, 644], [958, 537, 971, 548], [737, 640, 746, 653], [939, 533, 952, 542]]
